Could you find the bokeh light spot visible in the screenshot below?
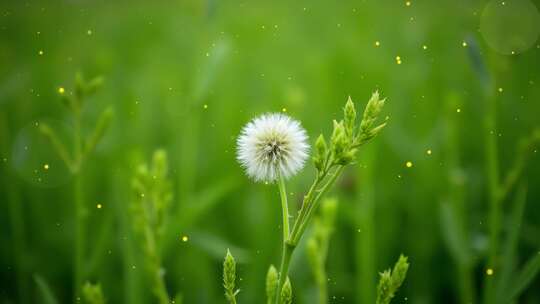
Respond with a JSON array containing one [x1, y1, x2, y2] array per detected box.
[[480, 0, 540, 55]]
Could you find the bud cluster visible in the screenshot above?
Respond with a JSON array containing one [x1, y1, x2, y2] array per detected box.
[[376, 255, 409, 304], [313, 92, 387, 175]]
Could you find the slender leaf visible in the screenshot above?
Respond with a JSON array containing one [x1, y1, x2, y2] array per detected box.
[[33, 274, 59, 304]]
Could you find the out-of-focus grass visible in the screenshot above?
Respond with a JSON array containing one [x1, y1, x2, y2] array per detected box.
[[1, 0, 540, 303]]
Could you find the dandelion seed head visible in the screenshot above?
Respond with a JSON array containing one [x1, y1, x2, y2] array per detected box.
[[237, 113, 309, 182]]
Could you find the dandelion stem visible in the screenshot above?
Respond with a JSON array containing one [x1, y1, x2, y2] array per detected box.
[[278, 173, 290, 241]]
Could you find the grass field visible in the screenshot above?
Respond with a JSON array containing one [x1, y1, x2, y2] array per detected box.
[[1, 1, 540, 303]]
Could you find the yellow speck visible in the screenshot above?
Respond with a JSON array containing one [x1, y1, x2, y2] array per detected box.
[[181, 235, 189, 242], [396, 55, 402, 65], [375, 41, 380, 47], [203, 104, 208, 109], [406, 161, 413, 168], [457, 108, 461, 113], [498, 87, 503, 93], [38, 50, 44, 55], [511, 50, 515, 55], [96, 203, 102, 209], [87, 29, 92, 35], [426, 149, 432, 155], [486, 268, 494, 276], [282, 107, 287, 112], [58, 87, 65, 94], [423, 45, 428, 50], [406, 1, 411, 6], [205, 52, 210, 57], [43, 164, 49, 170], [462, 41, 468, 47]]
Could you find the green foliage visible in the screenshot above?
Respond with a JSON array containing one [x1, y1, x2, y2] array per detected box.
[[274, 94, 387, 304], [3, 2, 540, 303], [33, 274, 59, 304], [131, 150, 173, 304], [39, 74, 113, 174], [312, 93, 386, 177], [376, 255, 410, 304], [223, 249, 239, 304], [82, 282, 106, 304], [306, 198, 338, 304]]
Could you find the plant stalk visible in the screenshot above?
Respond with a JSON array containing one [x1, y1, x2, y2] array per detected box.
[[274, 243, 295, 304], [278, 173, 290, 241]]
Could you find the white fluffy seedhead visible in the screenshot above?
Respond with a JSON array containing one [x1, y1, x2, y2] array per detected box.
[[237, 113, 309, 182]]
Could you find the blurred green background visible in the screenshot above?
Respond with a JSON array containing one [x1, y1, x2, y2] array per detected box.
[[1, 0, 540, 303]]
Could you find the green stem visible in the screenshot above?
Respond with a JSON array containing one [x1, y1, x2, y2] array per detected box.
[[289, 175, 323, 244], [74, 173, 85, 301], [458, 264, 474, 304], [274, 243, 295, 304], [278, 173, 290, 241], [291, 166, 344, 245], [73, 109, 85, 301], [143, 226, 170, 304], [317, 268, 328, 304], [483, 93, 499, 304]]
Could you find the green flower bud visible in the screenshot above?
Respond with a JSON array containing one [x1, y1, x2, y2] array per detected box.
[[360, 91, 385, 133], [376, 255, 409, 304], [82, 281, 106, 304], [313, 134, 328, 171], [376, 270, 393, 304], [223, 249, 237, 301], [266, 265, 278, 304], [280, 277, 292, 304], [344, 96, 356, 138], [390, 255, 409, 292]]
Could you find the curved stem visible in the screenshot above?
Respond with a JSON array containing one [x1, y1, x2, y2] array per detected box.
[[288, 175, 323, 243], [278, 173, 290, 241], [291, 166, 344, 245]]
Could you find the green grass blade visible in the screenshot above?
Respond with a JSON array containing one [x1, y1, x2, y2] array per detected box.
[[33, 274, 59, 304], [496, 184, 527, 303], [506, 252, 540, 303]]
